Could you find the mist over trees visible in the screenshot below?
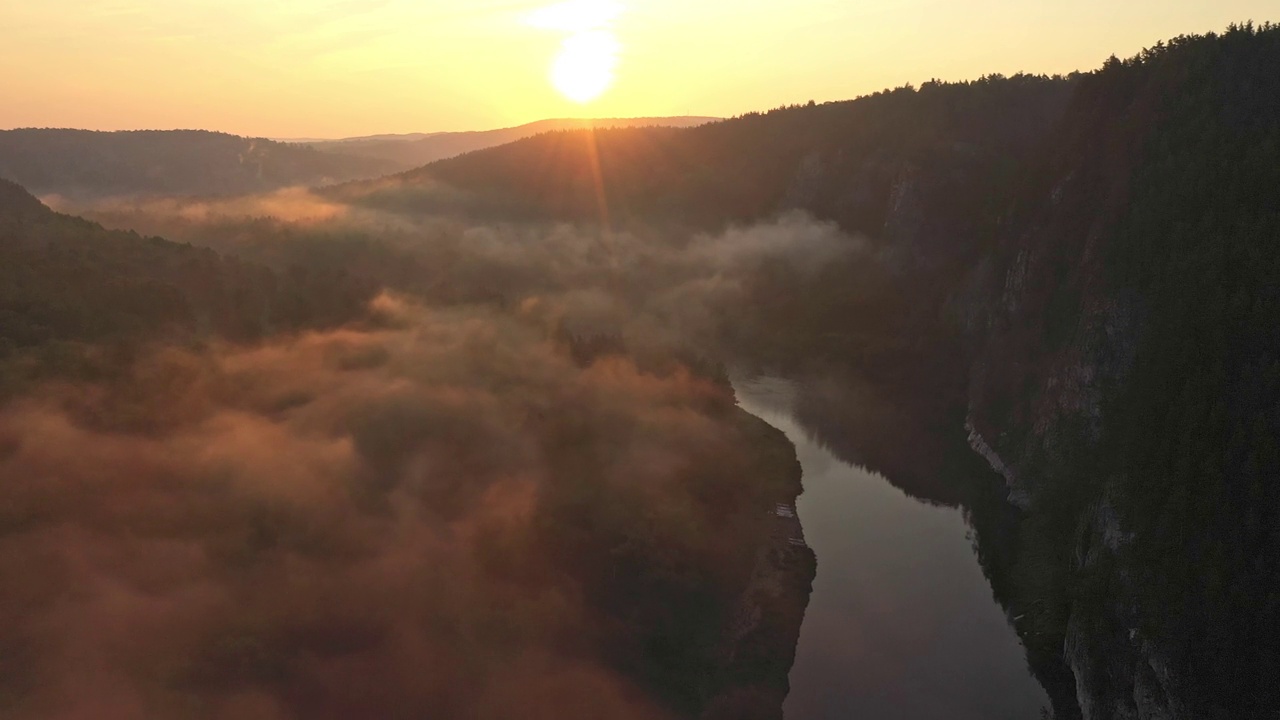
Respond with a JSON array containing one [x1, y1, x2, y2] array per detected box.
[[0, 179, 374, 395], [0, 183, 821, 717], [0, 157, 838, 717]]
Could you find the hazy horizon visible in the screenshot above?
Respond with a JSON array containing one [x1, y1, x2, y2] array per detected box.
[[1, 1, 1274, 138], [0, 115, 722, 143]]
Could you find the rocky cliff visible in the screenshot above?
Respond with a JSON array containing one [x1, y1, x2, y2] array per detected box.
[[962, 25, 1280, 720]]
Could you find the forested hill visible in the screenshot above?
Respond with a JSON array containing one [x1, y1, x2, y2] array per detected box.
[[305, 116, 719, 174], [0, 129, 396, 199], [0, 179, 373, 384], [335, 74, 1075, 235]]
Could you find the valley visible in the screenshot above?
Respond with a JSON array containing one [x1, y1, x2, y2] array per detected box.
[[1, 20, 1279, 720]]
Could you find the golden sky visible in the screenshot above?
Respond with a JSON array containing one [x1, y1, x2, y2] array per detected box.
[[0, 0, 1274, 138]]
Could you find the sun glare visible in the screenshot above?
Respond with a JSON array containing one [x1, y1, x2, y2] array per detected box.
[[551, 30, 620, 103], [528, 0, 623, 104]]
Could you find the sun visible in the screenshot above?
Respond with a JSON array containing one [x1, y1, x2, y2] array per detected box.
[[528, 1, 623, 104], [550, 30, 620, 103]]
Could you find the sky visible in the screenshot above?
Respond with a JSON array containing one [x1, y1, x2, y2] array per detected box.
[[0, 0, 1274, 138]]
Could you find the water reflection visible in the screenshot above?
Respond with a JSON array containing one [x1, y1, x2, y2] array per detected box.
[[734, 376, 1048, 720]]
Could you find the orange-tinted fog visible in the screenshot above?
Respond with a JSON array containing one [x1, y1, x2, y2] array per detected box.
[[0, 297, 760, 719]]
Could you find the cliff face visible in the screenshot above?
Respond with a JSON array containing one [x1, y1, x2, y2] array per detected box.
[[960, 26, 1280, 720], [963, 120, 1156, 718]]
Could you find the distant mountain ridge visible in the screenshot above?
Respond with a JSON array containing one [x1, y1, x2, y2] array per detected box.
[[0, 128, 398, 200], [303, 116, 719, 173], [0, 121, 717, 202]]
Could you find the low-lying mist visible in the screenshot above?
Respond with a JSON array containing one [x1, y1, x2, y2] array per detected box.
[[5, 185, 875, 718], [59, 188, 868, 359], [1, 294, 757, 719]]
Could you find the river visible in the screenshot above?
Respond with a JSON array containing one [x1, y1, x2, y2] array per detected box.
[[734, 375, 1049, 720]]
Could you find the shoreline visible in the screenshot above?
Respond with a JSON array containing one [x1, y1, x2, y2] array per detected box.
[[701, 409, 817, 719]]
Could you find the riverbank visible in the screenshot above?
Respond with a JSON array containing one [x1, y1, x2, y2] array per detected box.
[[701, 409, 817, 719]]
